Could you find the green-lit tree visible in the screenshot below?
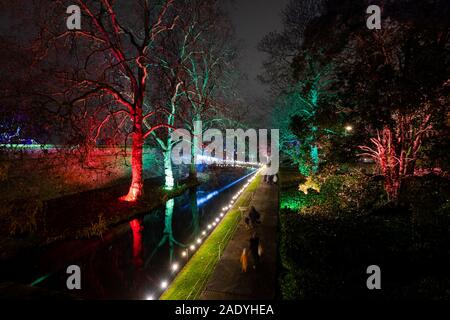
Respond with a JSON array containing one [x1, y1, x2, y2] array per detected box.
[[176, 2, 236, 179], [272, 53, 337, 176]]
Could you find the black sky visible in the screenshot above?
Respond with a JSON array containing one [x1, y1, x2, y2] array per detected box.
[[225, 0, 290, 104], [0, 0, 291, 126], [0, 0, 290, 104]]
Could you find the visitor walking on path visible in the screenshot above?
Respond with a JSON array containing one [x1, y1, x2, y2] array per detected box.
[[240, 248, 248, 273], [248, 206, 261, 229], [249, 233, 260, 269]]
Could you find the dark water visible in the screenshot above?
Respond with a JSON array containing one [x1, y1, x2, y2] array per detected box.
[[1, 167, 255, 299]]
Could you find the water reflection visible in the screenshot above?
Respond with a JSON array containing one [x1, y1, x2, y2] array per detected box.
[[190, 187, 200, 238], [17, 167, 254, 299], [145, 197, 185, 267], [130, 219, 144, 269]]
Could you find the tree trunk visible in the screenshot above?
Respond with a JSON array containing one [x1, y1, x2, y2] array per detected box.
[[164, 198, 175, 263], [164, 146, 174, 190], [122, 107, 144, 201], [189, 157, 197, 179]]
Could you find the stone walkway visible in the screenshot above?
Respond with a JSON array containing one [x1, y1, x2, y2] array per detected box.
[[200, 179, 279, 300]]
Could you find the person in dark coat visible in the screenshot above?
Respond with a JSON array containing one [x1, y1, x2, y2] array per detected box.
[[248, 206, 261, 228], [249, 232, 260, 269]]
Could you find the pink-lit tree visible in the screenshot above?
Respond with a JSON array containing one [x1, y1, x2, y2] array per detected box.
[[30, 0, 181, 201], [360, 110, 433, 200]]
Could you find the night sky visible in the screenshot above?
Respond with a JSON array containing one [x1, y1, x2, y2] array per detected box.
[[0, 0, 291, 126], [225, 0, 290, 115]]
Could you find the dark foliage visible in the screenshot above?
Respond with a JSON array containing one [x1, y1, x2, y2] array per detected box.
[[279, 174, 450, 299]]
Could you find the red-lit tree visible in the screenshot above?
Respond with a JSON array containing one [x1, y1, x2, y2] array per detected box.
[[360, 110, 434, 200], [28, 0, 181, 201]]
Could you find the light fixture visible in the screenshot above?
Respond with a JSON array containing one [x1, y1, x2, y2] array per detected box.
[[197, 238, 202, 244], [202, 231, 207, 236], [190, 244, 195, 250], [146, 295, 154, 300], [345, 125, 353, 132], [161, 281, 168, 289], [182, 250, 187, 257], [171, 263, 179, 272], [207, 224, 212, 229]]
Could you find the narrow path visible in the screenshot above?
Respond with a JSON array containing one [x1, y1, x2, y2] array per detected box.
[[200, 179, 279, 300]]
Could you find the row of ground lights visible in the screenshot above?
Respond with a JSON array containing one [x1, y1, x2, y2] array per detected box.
[[146, 168, 261, 300]]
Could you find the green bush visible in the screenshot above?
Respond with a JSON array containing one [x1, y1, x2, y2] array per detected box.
[[301, 168, 387, 216]]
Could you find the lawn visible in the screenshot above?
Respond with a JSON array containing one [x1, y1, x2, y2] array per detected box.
[[160, 173, 262, 300]]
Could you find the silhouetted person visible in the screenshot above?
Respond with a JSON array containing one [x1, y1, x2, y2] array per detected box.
[[248, 206, 261, 229], [249, 233, 260, 269], [244, 216, 251, 230]]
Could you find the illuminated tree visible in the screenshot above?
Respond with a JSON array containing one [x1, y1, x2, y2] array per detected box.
[[143, 0, 235, 188], [145, 77, 182, 190], [272, 54, 337, 176], [264, 0, 449, 180], [22, 0, 182, 202], [333, 0, 450, 198], [176, 2, 236, 178], [260, 0, 341, 176], [360, 110, 434, 200], [258, 0, 325, 95]]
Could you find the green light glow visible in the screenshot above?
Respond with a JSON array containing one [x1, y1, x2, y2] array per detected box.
[[164, 148, 174, 191], [30, 273, 51, 286], [310, 145, 319, 174], [145, 198, 184, 266], [274, 83, 322, 177], [280, 192, 306, 211]]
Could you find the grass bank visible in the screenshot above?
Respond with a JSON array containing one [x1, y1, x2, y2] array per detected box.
[[0, 176, 202, 261]]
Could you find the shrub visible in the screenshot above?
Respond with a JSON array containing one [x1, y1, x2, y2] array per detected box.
[[79, 213, 108, 238], [5, 198, 44, 237], [398, 174, 450, 225], [279, 168, 450, 299], [300, 168, 387, 216]]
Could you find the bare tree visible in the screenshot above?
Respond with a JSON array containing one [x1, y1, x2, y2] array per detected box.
[[27, 0, 181, 201], [360, 109, 434, 200]]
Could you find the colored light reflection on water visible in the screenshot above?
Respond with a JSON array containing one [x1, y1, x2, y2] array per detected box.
[[20, 167, 254, 299]]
